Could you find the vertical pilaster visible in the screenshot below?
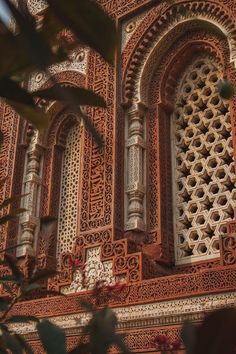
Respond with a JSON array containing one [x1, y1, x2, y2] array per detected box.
[[125, 102, 146, 231], [17, 130, 44, 257]]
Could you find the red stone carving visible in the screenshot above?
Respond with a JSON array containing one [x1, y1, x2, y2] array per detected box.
[[1, 1, 236, 352], [220, 234, 236, 266]]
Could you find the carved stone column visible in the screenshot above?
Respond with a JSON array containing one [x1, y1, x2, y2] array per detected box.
[[17, 130, 44, 257], [125, 102, 146, 231]]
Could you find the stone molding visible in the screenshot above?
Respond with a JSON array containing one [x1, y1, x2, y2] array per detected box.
[[8, 291, 236, 338], [125, 102, 147, 231]]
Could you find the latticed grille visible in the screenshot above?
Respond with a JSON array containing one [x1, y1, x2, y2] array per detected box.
[[57, 121, 82, 255], [173, 55, 236, 264]]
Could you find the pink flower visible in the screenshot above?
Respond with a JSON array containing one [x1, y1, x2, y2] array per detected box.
[[106, 281, 127, 292], [74, 258, 80, 267], [154, 334, 168, 345], [171, 339, 181, 350], [67, 255, 73, 266]]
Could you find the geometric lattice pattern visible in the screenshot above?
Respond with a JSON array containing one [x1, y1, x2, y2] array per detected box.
[[173, 56, 236, 264], [57, 121, 82, 255]]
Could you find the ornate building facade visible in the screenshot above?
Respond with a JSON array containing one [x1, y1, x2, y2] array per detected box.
[[1, 0, 236, 352]]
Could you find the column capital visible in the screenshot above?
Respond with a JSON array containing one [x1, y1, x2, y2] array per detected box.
[[127, 101, 147, 117]]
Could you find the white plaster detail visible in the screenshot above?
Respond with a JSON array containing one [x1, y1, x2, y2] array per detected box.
[[137, 16, 236, 104], [121, 10, 149, 51], [125, 102, 146, 231], [28, 48, 89, 92], [172, 55, 236, 264], [17, 130, 43, 257], [8, 291, 236, 336], [27, 0, 48, 15], [62, 246, 118, 294]]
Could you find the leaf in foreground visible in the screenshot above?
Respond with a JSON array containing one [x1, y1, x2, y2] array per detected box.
[[0, 78, 34, 106], [193, 307, 236, 354], [6, 315, 39, 324], [3, 0, 52, 69], [218, 79, 235, 99], [0, 208, 27, 225], [14, 335, 34, 354], [6, 100, 49, 132], [32, 85, 106, 108], [4, 254, 24, 281], [0, 193, 29, 210], [181, 320, 197, 354], [37, 320, 66, 354], [46, 0, 118, 64]]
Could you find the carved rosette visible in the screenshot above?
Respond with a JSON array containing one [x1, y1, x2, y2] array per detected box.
[[220, 234, 236, 265], [125, 102, 146, 231], [220, 219, 236, 266]]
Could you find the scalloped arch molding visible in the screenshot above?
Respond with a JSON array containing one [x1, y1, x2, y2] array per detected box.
[[123, 1, 236, 104]]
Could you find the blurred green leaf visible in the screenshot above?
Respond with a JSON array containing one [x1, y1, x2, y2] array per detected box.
[[0, 78, 34, 106], [4, 254, 24, 281], [0, 30, 30, 79], [33, 85, 104, 146], [4, 0, 52, 69], [0, 299, 10, 311], [22, 283, 41, 293], [40, 8, 64, 44], [0, 346, 8, 354], [39, 216, 57, 233], [0, 193, 29, 210], [6, 315, 39, 323], [0, 208, 27, 225], [6, 100, 49, 132], [37, 320, 67, 354], [193, 308, 236, 354], [14, 335, 34, 354], [0, 243, 24, 254], [89, 307, 118, 354], [68, 343, 91, 354], [181, 320, 197, 354], [29, 269, 58, 284], [78, 108, 104, 147], [32, 85, 106, 108], [35, 289, 65, 297], [2, 331, 23, 354], [46, 0, 118, 64], [0, 276, 19, 283], [79, 300, 96, 313], [112, 334, 131, 354], [219, 79, 235, 99]]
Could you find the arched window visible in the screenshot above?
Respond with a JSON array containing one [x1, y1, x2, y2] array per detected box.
[[36, 112, 83, 270], [57, 120, 83, 255], [172, 55, 236, 264]]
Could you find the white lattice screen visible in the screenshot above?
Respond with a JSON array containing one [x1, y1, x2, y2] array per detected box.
[[173, 55, 236, 264], [57, 122, 82, 256]]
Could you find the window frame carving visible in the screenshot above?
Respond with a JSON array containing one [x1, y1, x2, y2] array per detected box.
[[122, 4, 236, 270]]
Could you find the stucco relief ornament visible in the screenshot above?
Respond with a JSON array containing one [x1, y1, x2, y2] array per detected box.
[[61, 247, 118, 294]]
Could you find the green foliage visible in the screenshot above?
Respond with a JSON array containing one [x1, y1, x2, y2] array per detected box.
[[0, 0, 118, 144], [0, 204, 130, 354], [0, 1, 235, 354], [37, 320, 67, 354], [46, 0, 118, 65], [219, 79, 235, 100], [181, 308, 236, 354], [181, 320, 197, 354]]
